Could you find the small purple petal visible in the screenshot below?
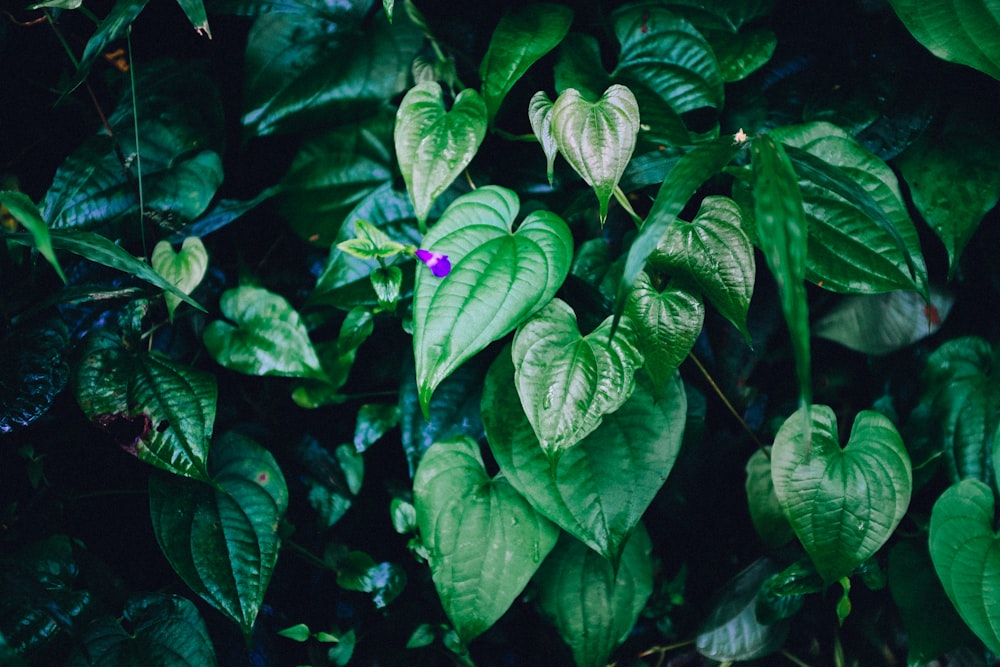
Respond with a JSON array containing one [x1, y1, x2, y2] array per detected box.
[[416, 249, 451, 277]]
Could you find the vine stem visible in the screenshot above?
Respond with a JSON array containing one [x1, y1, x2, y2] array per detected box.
[[127, 26, 147, 258], [687, 351, 769, 456]]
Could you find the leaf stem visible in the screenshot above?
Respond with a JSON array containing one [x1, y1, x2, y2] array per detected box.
[[687, 351, 768, 455], [283, 539, 337, 573], [127, 26, 146, 258], [612, 185, 643, 226]]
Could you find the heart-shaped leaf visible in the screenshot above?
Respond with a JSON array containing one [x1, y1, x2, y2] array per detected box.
[[771, 405, 912, 583], [929, 478, 1000, 655], [534, 525, 653, 667], [512, 298, 644, 458], [76, 329, 215, 481], [887, 0, 1000, 81], [70, 594, 217, 667], [647, 195, 754, 340], [394, 82, 487, 228], [149, 432, 288, 637], [528, 91, 558, 186], [152, 237, 209, 322], [479, 4, 573, 122], [744, 448, 794, 550], [483, 349, 684, 563], [551, 85, 639, 223], [412, 186, 572, 414], [625, 273, 704, 396], [204, 286, 326, 381], [413, 437, 559, 643]]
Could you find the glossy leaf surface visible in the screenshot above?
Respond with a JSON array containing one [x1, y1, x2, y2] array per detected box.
[[928, 479, 1000, 655], [647, 195, 753, 340], [412, 186, 572, 414], [771, 406, 912, 583], [204, 286, 326, 381], [625, 273, 703, 396], [751, 134, 811, 406], [394, 83, 487, 227], [551, 85, 640, 223], [149, 432, 288, 637], [413, 437, 559, 642], [483, 350, 684, 562], [512, 299, 643, 458], [76, 330, 216, 481], [534, 525, 653, 667], [0, 191, 66, 281], [528, 92, 558, 185], [696, 558, 789, 661], [0, 316, 69, 434], [479, 4, 573, 122], [887, 0, 1000, 80], [920, 336, 999, 482], [617, 136, 739, 327], [243, 7, 421, 135], [152, 237, 208, 322]]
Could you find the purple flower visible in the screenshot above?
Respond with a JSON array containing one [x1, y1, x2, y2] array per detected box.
[[415, 249, 451, 277]]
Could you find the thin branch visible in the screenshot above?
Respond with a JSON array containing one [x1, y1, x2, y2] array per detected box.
[[687, 351, 769, 455]]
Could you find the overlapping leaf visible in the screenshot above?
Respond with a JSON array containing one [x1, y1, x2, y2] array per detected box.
[[512, 299, 643, 458], [412, 186, 572, 414], [413, 437, 558, 643], [646, 195, 753, 339], [534, 525, 653, 667], [149, 432, 288, 637], [483, 350, 684, 563]]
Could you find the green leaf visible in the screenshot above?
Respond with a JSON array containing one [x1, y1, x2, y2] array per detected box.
[[149, 432, 288, 637], [204, 286, 327, 381], [646, 195, 754, 340], [813, 287, 954, 356], [152, 237, 209, 322], [0, 316, 69, 434], [0, 192, 66, 282], [413, 437, 559, 643], [354, 403, 401, 453], [696, 558, 789, 661], [887, 0, 1000, 80], [889, 540, 977, 665], [751, 134, 811, 406], [479, 4, 573, 122], [512, 299, 644, 458], [528, 92, 558, 186], [771, 406, 912, 584], [929, 479, 1000, 655], [616, 136, 739, 331], [76, 330, 215, 481], [47, 63, 224, 231], [412, 186, 572, 414], [175, 0, 211, 37], [553, 33, 613, 102], [896, 109, 1000, 277], [756, 558, 822, 625], [771, 122, 928, 295], [612, 4, 724, 141], [534, 525, 654, 667], [275, 112, 395, 245], [394, 83, 487, 228], [66, 0, 150, 93], [243, 8, 422, 135], [69, 594, 217, 667], [744, 448, 794, 549], [483, 348, 684, 562], [920, 336, 1000, 483], [625, 273, 703, 396], [551, 85, 640, 223], [334, 551, 407, 609]]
